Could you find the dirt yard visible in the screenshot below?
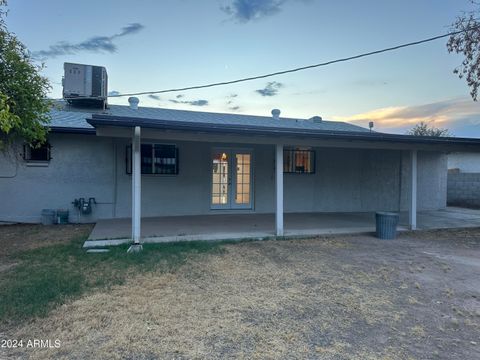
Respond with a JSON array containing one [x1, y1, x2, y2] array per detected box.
[[2, 228, 480, 359]]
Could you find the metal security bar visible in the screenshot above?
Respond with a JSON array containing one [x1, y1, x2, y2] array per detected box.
[[283, 148, 315, 174], [126, 144, 179, 175]]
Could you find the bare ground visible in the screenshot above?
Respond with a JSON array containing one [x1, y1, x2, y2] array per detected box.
[[2, 228, 480, 359]]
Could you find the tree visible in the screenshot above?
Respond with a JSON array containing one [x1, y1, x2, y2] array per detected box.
[[407, 122, 451, 137], [447, 1, 480, 101], [0, 0, 51, 149]]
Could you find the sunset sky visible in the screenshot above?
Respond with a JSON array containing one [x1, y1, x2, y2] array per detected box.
[[5, 0, 480, 136]]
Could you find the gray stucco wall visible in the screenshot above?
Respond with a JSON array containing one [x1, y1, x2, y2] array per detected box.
[[448, 152, 480, 172], [0, 134, 115, 223], [0, 134, 447, 223]]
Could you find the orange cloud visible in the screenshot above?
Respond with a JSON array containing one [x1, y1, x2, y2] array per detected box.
[[334, 98, 480, 135]]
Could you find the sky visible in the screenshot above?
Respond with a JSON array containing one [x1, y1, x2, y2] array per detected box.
[[4, 0, 480, 137]]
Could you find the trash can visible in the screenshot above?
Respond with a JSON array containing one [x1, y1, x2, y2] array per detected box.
[[41, 209, 56, 225], [56, 209, 69, 224], [375, 212, 399, 240]]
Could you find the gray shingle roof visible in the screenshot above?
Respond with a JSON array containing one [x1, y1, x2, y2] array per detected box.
[[49, 101, 369, 133]]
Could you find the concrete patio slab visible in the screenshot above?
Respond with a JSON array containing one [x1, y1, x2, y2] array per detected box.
[[83, 207, 480, 247]]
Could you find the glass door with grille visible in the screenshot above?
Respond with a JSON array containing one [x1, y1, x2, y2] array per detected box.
[[211, 149, 252, 210]]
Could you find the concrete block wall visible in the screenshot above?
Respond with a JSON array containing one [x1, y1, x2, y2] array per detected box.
[[0, 133, 448, 223], [447, 172, 480, 208]]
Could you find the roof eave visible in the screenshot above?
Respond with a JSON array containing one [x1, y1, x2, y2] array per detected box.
[[86, 114, 480, 149], [49, 126, 96, 135]]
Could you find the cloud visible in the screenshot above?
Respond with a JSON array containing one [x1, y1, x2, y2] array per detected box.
[[222, 0, 284, 22], [148, 94, 161, 100], [108, 90, 121, 96], [222, 0, 311, 22], [255, 81, 283, 96], [169, 98, 209, 106], [226, 93, 239, 105], [189, 100, 209, 106], [33, 23, 145, 59], [334, 98, 480, 137]]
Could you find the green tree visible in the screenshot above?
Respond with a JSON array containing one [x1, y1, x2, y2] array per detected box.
[[0, 0, 51, 149], [447, 1, 480, 101], [407, 122, 451, 137]]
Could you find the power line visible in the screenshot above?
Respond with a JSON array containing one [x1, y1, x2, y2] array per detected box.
[[60, 25, 480, 101]]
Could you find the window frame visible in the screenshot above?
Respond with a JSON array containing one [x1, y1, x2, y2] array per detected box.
[[23, 141, 52, 165], [283, 147, 316, 174], [126, 143, 179, 175]]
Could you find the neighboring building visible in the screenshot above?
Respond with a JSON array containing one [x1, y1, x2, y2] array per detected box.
[[448, 152, 480, 173]]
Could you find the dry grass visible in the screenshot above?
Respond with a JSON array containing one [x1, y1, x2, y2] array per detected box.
[[0, 224, 93, 258], [6, 239, 410, 359], [3, 229, 480, 359]]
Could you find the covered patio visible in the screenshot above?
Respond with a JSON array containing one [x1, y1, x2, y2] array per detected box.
[[83, 108, 480, 249], [83, 207, 480, 247]]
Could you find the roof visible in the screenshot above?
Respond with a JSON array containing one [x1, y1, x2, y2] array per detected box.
[[50, 101, 480, 151], [48, 101, 370, 134]]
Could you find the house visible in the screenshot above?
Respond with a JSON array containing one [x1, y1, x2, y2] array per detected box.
[[2, 64, 480, 243], [2, 98, 480, 241]]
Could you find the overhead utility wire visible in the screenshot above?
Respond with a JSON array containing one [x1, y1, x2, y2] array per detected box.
[[62, 25, 480, 100]]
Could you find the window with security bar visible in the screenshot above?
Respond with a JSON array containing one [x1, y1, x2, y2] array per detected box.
[[23, 142, 52, 162], [283, 148, 315, 174], [126, 144, 178, 175]]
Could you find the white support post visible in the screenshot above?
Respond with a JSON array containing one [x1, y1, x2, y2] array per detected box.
[[275, 144, 284, 236], [132, 126, 142, 244], [409, 149, 417, 230]]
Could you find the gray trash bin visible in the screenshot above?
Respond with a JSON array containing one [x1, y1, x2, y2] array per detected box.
[[375, 212, 399, 240], [41, 209, 56, 225], [56, 209, 69, 224]]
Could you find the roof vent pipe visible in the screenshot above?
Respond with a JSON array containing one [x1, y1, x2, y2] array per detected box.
[[271, 109, 281, 120], [128, 97, 139, 110], [310, 116, 323, 123]]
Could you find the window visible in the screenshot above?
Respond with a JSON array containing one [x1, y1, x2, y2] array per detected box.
[[126, 144, 178, 175], [23, 142, 51, 162], [284, 148, 315, 174]]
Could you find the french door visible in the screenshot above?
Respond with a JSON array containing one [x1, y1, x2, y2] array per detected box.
[[211, 149, 253, 210]]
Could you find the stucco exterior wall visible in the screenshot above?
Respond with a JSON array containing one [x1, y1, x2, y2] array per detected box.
[[448, 152, 480, 172], [0, 134, 447, 223], [0, 134, 115, 223]]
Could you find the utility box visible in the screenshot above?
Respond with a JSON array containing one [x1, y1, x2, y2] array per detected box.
[[63, 63, 108, 107]]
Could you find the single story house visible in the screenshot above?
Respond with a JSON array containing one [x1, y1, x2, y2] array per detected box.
[[2, 98, 480, 242]]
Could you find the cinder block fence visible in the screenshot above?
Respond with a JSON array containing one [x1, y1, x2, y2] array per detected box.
[[447, 170, 480, 208]]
